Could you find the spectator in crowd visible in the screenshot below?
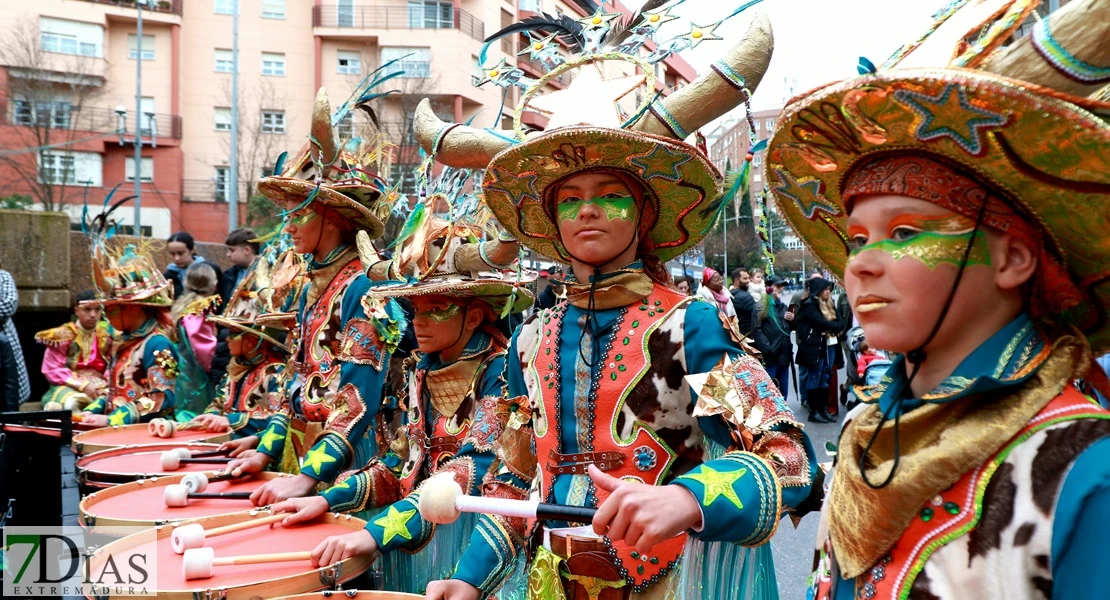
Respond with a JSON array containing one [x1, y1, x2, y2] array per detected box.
[[674, 275, 693, 295], [794, 277, 843, 423], [748, 267, 766, 304], [0, 261, 29, 406], [219, 228, 258, 308], [536, 267, 566, 310], [164, 231, 223, 298], [752, 276, 795, 398], [697, 267, 737, 322], [731, 268, 756, 337], [170, 262, 220, 416]]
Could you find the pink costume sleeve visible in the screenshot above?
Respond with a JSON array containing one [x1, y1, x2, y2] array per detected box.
[[181, 314, 216, 372], [41, 344, 74, 386]]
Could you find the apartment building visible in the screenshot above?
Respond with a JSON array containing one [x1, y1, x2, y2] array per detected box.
[[0, 0, 694, 242]]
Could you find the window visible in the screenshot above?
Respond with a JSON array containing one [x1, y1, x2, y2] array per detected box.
[[125, 157, 154, 183], [262, 52, 286, 76], [381, 47, 431, 78], [214, 107, 231, 131], [214, 0, 235, 15], [336, 0, 354, 27], [519, 0, 542, 11], [398, 163, 420, 194], [40, 17, 103, 57], [336, 113, 354, 139], [215, 49, 234, 73], [337, 50, 361, 74], [215, 167, 229, 202], [13, 100, 73, 128], [128, 34, 155, 60], [753, 120, 760, 132], [501, 10, 514, 54], [766, 118, 774, 131], [261, 0, 285, 19], [261, 110, 285, 134], [408, 1, 453, 29], [753, 154, 761, 167], [39, 151, 102, 186]]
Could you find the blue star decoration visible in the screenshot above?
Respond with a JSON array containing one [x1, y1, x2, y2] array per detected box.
[[893, 83, 1008, 156], [773, 168, 840, 220], [485, 166, 540, 207], [629, 144, 692, 182]]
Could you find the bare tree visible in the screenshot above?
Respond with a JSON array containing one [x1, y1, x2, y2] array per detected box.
[[214, 78, 288, 229], [0, 17, 107, 212]]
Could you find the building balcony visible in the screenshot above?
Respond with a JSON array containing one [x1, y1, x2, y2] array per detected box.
[[76, 0, 183, 16], [2, 105, 183, 140], [312, 5, 484, 42], [183, 179, 230, 203]]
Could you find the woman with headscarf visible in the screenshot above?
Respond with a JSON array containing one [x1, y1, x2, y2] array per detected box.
[[697, 267, 738, 323]]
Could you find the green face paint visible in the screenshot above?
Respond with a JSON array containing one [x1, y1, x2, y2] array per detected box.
[[417, 304, 462, 323], [557, 196, 636, 225], [288, 207, 319, 226], [850, 230, 992, 270]]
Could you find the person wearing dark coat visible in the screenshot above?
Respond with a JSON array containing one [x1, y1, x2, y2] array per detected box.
[[794, 277, 843, 423], [752, 277, 795, 399], [731, 269, 756, 338]]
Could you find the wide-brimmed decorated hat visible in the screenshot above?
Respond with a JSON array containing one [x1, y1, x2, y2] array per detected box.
[[79, 186, 174, 308], [412, 4, 776, 262], [363, 165, 536, 314], [260, 69, 402, 238], [766, 0, 1110, 353], [208, 234, 299, 352]]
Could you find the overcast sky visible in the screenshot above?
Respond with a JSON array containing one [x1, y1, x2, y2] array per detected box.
[[624, 0, 947, 111]]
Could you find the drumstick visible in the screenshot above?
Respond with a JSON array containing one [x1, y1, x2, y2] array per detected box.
[[163, 484, 253, 507], [179, 471, 243, 493], [160, 451, 232, 471], [182, 547, 313, 580], [171, 514, 287, 554], [418, 473, 597, 525]]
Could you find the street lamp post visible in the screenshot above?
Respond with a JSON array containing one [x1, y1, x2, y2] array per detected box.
[[132, 0, 147, 234]]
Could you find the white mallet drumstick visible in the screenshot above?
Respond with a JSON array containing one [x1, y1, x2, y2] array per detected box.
[[163, 484, 252, 507], [179, 471, 242, 494], [170, 513, 287, 554], [181, 547, 313, 580], [160, 451, 232, 471], [418, 473, 597, 525]]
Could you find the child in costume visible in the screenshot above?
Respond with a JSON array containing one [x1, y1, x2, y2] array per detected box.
[[78, 215, 181, 427], [227, 86, 406, 505], [191, 240, 293, 439], [169, 260, 221, 418], [36, 289, 112, 412], [272, 181, 535, 592], [416, 7, 819, 600], [764, 1, 1110, 597]]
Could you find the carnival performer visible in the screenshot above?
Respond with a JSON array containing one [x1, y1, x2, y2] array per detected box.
[[169, 261, 221, 418], [272, 184, 534, 593], [191, 238, 294, 439], [764, 1, 1110, 597], [78, 206, 181, 427], [414, 7, 818, 599], [36, 289, 112, 412], [227, 86, 406, 504]]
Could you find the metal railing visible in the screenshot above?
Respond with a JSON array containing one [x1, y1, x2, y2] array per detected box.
[[76, 0, 183, 15], [3, 105, 183, 139], [313, 5, 484, 42], [182, 179, 228, 203]]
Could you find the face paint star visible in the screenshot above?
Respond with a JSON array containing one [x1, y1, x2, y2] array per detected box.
[[772, 168, 840, 220], [301, 444, 337, 474], [258, 428, 284, 452], [485, 166, 540, 208], [373, 505, 417, 545], [894, 83, 1008, 156], [527, 66, 645, 130], [109, 411, 128, 426], [678, 465, 747, 509], [680, 21, 724, 49], [629, 144, 693, 182]]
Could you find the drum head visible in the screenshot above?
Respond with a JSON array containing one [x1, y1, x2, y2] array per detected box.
[[77, 443, 225, 487], [73, 423, 229, 455]]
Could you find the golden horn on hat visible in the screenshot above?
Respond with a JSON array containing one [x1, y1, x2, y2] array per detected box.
[[981, 0, 1110, 99], [412, 99, 514, 169], [631, 12, 773, 139], [310, 88, 339, 166]]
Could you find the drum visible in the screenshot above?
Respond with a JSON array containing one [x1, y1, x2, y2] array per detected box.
[[79, 471, 290, 537], [274, 592, 423, 599], [84, 511, 375, 599], [77, 442, 227, 489], [73, 423, 229, 455]]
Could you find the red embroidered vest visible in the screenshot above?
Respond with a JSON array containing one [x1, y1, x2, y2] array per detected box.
[[530, 285, 692, 589], [812, 386, 1107, 599], [108, 339, 145, 410], [294, 257, 362, 422]]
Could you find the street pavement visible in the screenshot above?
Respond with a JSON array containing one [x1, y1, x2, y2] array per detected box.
[[769, 364, 844, 599]]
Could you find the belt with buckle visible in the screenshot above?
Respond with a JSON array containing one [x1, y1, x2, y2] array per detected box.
[[547, 450, 624, 475]]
